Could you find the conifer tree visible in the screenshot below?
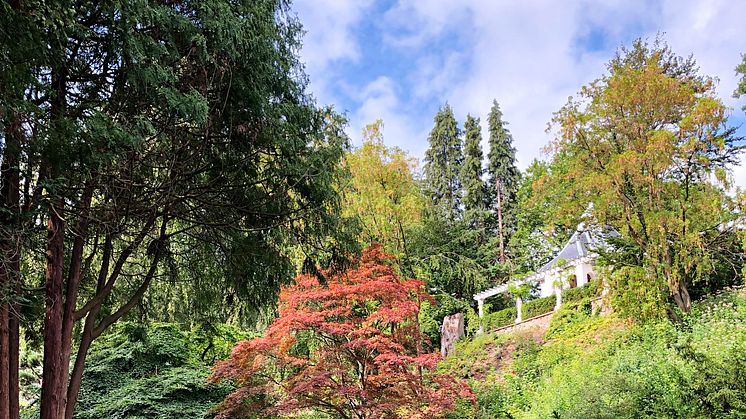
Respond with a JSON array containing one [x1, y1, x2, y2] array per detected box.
[[487, 100, 520, 263], [424, 104, 463, 221], [461, 114, 488, 227], [735, 52, 746, 112]]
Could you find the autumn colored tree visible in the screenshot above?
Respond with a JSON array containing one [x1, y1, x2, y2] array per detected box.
[[547, 38, 743, 317], [343, 121, 425, 266], [210, 244, 474, 419]]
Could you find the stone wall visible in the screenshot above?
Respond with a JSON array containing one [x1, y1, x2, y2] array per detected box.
[[492, 297, 608, 335], [491, 311, 554, 335]]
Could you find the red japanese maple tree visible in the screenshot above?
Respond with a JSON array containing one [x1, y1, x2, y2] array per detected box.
[[210, 244, 474, 418]]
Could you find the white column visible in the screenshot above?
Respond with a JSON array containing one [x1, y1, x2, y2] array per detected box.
[[601, 271, 610, 297], [477, 299, 484, 334], [515, 296, 523, 324], [575, 261, 586, 287], [554, 273, 562, 311]]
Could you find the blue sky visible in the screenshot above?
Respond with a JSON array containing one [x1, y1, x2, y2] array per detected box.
[[293, 0, 746, 185]]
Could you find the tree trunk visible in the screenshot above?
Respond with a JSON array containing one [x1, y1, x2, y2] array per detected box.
[[496, 177, 506, 263], [672, 280, 691, 313], [8, 312, 19, 419], [65, 218, 166, 419], [1, 110, 22, 419], [0, 303, 8, 419], [64, 307, 98, 419], [56, 184, 93, 419], [40, 202, 66, 419]]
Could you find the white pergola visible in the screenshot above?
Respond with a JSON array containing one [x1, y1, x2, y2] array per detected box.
[[473, 256, 595, 333], [473, 209, 617, 334]]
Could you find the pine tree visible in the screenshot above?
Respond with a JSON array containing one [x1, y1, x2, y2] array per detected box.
[[460, 114, 488, 228], [487, 100, 520, 263], [424, 104, 463, 221]]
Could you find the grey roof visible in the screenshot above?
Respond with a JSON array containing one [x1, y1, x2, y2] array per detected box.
[[473, 207, 620, 302], [536, 222, 619, 273]]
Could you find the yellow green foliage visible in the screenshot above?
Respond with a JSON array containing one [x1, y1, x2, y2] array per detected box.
[[343, 120, 425, 260], [542, 37, 743, 316], [439, 287, 746, 418]]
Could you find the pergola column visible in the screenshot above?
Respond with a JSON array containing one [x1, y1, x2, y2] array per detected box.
[[477, 298, 485, 334], [515, 296, 523, 324], [575, 260, 587, 287], [554, 272, 563, 311]]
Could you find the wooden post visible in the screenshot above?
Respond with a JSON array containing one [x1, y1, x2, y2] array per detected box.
[[515, 296, 523, 323]]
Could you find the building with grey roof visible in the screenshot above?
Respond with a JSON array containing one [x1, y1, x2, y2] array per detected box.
[[473, 205, 618, 332]]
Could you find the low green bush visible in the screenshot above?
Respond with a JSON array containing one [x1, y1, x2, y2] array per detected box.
[[545, 298, 593, 339], [449, 287, 746, 418], [562, 279, 601, 302], [522, 295, 555, 319], [68, 322, 249, 419], [483, 307, 517, 330]]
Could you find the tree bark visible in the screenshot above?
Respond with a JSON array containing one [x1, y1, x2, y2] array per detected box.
[[41, 201, 66, 419], [672, 281, 691, 313], [496, 177, 506, 264], [8, 312, 19, 419], [56, 184, 93, 416], [64, 306, 98, 419], [0, 303, 8, 419], [1, 110, 22, 419]]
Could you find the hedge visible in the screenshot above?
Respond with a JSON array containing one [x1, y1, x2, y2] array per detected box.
[[563, 279, 601, 302], [483, 307, 517, 330], [523, 295, 556, 319], [481, 280, 602, 331]]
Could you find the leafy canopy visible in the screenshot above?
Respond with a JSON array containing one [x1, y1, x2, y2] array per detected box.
[[210, 244, 474, 419], [545, 37, 743, 316], [343, 121, 425, 264]]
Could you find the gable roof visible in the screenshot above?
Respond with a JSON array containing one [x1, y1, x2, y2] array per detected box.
[[536, 222, 619, 273], [473, 206, 619, 302]]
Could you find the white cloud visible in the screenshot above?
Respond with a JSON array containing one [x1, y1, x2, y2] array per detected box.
[[348, 76, 430, 157], [292, 0, 374, 106], [293, 0, 746, 186], [381, 0, 746, 184]]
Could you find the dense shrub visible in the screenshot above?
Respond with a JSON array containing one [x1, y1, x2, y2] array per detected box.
[[483, 307, 517, 329], [608, 265, 669, 321], [480, 280, 602, 332], [72, 323, 248, 419], [442, 287, 746, 418], [521, 295, 555, 319], [562, 279, 600, 302], [545, 298, 593, 339]]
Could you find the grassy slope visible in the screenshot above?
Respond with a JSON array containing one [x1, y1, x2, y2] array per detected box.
[[440, 287, 746, 419]]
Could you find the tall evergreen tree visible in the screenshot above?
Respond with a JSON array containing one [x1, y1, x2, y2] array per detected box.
[[460, 115, 488, 228], [0, 2, 352, 417], [487, 100, 520, 263], [424, 104, 463, 220], [735, 52, 746, 112]]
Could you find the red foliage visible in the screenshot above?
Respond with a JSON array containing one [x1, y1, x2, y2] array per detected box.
[[210, 244, 474, 418]]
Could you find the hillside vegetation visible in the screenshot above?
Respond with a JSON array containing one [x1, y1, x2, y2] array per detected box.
[[440, 287, 746, 418]]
